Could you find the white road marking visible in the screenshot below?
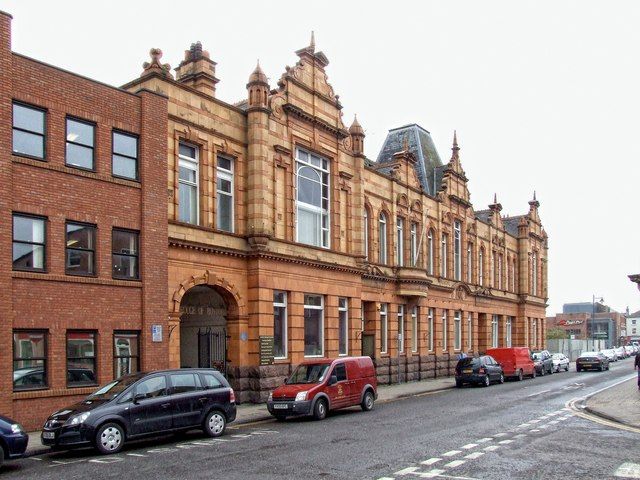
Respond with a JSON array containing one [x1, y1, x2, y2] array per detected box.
[[29, 457, 43, 461], [89, 457, 124, 464], [615, 463, 640, 478], [443, 450, 462, 457], [498, 440, 513, 445], [461, 443, 478, 450], [493, 433, 507, 437], [424, 469, 446, 477], [517, 423, 530, 428], [528, 389, 551, 397], [444, 460, 466, 468], [530, 429, 540, 433], [231, 434, 252, 438], [377, 477, 395, 480], [421, 458, 442, 465], [529, 419, 541, 424], [394, 466, 420, 475], [484, 445, 500, 452], [126, 453, 146, 457], [464, 452, 485, 460], [476, 437, 493, 443], [513, 433, 527, 439]]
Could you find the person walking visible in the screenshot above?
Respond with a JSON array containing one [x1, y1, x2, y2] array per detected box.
[[635, 350, 640, 390]]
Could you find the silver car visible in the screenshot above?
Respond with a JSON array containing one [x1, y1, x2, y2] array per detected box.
[[600, 349, 617, 362], [552, 353, 570, 372]]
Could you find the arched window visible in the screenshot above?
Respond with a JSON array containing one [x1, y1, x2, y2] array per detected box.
[[363, 209, 369, 260], [427, 229, 434, 275], [467, 243, 473, 283], [379, 213, 388, 264], [532, 251, 538, 296], [498, 253, 503, 290], [453, 221, 462, 280], [441, 233, 448, 277], [479, 247, 484, 286], [295, 148, 329, 248], [396, 217, 404, 266]]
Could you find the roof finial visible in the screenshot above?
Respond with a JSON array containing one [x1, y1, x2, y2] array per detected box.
[[533, 190, 537, 201], [453, 130, 458, 148], [310, 31, 316, 51], [493, 192, 498, 204]]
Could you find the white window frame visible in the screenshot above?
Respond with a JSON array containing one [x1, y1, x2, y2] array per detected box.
[[364, 210, 369, 261], [454, 311, 462, 351], [338, 298, 349, 356], [532, 318, 537, 348], [428, 308, 434, 352], [532, 252, 538, 296], [379, 213, 387, 264], [441, 233, 448, 278], [479, 248, 484, 286], [498, 253, 503, 290], [467, 312, 472, 350], [398, 305, 405, 353], [396, 217, 404, 267], [454, 220, 462, 281], [380, 303, 388, 354], [511, 259, 516, 291], [410, 222, 418, 267], [295, 147, 330, 249], [303, 294, 324, 357], [442, 311, 448, 351], [427, 230, 434, 275], [411, 306, 418, 353], [216, 156, 234, 232], [178, 143, 199, 224], [273, 291, 287, 359], [467, 243, 472, 284], [492, 315, 499, 348], [506, 317, 512, 348]]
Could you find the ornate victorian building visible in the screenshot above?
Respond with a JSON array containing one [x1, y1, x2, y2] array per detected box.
[[123, 35, 549, 402]]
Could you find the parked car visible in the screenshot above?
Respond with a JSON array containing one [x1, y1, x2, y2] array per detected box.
[[615, 347, 626, 360], [267, 356, 377, 421], [454, 355, 504, 387], [551, 353, 570, 372], [486, 347, 536, 381], [0, 415, 28, 468], [600, 349, 617, 362], [532, 350, 554, 375], [576, 351, 610, 372], [624, 345, 635, 357], [41, 369, 236, 455]]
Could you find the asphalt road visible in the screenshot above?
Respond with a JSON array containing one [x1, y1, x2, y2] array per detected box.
[[2, 358, 638, 480]]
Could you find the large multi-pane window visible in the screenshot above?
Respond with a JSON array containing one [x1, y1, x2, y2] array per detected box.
[[479, 248, 484, 286], [454, 311, 462, 350], [12, 102, 45, 159], [491, 315, 499, 348], [511, 259, 516, 292], [66, 222, 96, 276], [338, 298, 348, 356], [13, 214, 45, 272], [364, 210, 369, 260], [410, 222, 418, 267], [66, 118, 95, 170], [296, 148, 329, 248], [398, 305, 405, 352], [467, 243, 473, 283], [273, 291, 287, 359], [441, 233, 448, 277], [532, 252, 538, 296], [428, 308, 434, 351], [113, 332, 140, 378], [506, 317, 512, 347], [304, 294, 324, 356], [380, 303, 388, 354], [112, 229, 139, 280], [411, 306, 418, 353], [178, 143, 199, 224], [379, 213, 387, 264], [67, 331, 97, 386], [454, 220, 462, 281], [13, 330, 47, 390], [442, 311, 448, 351], [216, 156, 234, 232], [498, 253, 503, 290], [112, 131, 138, 180], [396, 217, 404, 266], [467, 312, 472, 350], [427, 230, 434, 275]]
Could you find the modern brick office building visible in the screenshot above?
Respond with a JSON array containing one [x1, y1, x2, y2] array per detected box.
[[1, 11, 548, 428], [0, 11, 168, 428]]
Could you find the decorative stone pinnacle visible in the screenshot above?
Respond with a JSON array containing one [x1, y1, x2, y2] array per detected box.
[[310, 31, 316, 51], [141, 48, 172, 78]]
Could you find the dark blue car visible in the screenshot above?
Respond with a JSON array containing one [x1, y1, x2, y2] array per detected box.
[[0, 414, 29, 467]]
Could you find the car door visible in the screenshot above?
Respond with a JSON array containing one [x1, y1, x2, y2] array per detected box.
[[326, 363, 350, 409], [128, 375, 173, 436], [487, 356, 500, 380], [169, 372, 207, 429]]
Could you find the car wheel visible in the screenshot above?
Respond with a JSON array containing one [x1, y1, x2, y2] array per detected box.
[[204, 410, 227, 438], [482, 375, 490, 387], [577, 366, 581, 372], [456, 379, 463, 388], [540, 367, 545, 376], [531, 368, 536, 379], [499, 373, 505, 384], [0, 443, 4, 468], [313, 398, 328, 420], [565, 365, 569, 372], [599, 364, 604, 372], [274, 415, 287, 422], [95, 422, 125, 455], [361, 391, 375, 412]]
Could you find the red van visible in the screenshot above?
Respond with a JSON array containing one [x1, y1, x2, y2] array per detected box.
[[486, 347, 536, 381], [267, 357, 377, 421]]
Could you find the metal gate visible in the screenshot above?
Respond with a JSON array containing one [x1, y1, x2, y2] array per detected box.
[[197, 328, 227, 375], [362, 333, 375, 359]]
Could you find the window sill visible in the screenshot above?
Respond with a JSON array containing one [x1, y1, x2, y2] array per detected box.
[[303, 355, 325, 359], [12, 270, 143, 287], [13, 386, 96, 400], [12, 152, 46, 162]]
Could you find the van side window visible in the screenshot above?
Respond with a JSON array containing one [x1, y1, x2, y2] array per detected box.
[[202, 373, 223, 389], [333, 363, 347, 382]]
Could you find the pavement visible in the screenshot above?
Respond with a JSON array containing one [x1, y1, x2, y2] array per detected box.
[[24, 374, 455, 457], [585, 373, 640, 429]]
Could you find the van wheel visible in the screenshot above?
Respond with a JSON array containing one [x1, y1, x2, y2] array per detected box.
[[361, 391, 375, 412], [204, 410, 226, 437], [313, 398, 328, 420], [517, 370, 524, 381], [95, 423, 125, 455]]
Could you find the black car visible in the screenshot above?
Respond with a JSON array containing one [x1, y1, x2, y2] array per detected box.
[[455, 355, 504, 387], [41, 369, 236, 455], [576, 351, 610, 372], [0, 414, 29, 468], [532, 350, 554, 376]]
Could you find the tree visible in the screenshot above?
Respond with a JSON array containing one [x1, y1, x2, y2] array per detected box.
[[546, 327, 567, 340]]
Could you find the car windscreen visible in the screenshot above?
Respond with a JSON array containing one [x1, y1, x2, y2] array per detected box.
[[552, 354, 563, 359], [287, 364, 330, 384], [87, 374, 143, 400], [457, 358, 481, 368]]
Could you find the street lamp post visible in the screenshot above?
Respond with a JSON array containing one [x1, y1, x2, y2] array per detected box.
[[592, 295, 604, 349]]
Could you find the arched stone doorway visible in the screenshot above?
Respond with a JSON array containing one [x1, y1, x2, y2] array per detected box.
[[179, 285, 228, 372]]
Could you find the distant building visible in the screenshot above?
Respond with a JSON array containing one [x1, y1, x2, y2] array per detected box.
[[625, 310, 640, 342], [546, 302, 626, 347]]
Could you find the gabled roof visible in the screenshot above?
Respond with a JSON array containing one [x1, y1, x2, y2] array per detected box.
[[475, 209, 492, 224], [375, 124, 443, 195], [503, 216, 525, 236]]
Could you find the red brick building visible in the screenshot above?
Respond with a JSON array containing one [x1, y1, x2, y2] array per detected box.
[[0, 11, 168, 429]]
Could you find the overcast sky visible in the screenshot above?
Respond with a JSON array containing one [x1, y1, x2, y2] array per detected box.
[[3, 0, 639, 315]]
